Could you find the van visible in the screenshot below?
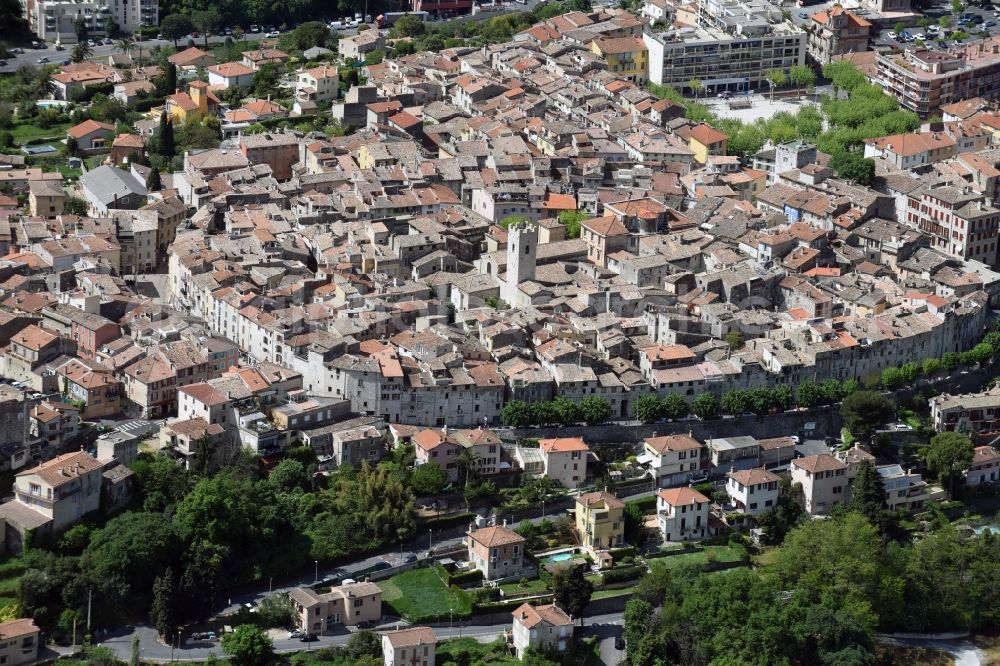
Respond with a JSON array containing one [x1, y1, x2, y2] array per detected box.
[[330, 20, 343, 29]]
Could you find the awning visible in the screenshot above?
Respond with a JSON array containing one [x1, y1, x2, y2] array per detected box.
[[636, 453, 654, 465]]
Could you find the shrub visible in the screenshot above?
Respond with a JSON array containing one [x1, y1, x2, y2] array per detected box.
[[602, 565, 646, 585]]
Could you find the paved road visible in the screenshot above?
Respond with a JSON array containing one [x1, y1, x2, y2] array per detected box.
[[100, 613, 625, 662]]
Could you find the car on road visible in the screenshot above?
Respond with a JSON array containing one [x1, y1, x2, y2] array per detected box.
[[87, 39, 96, 46], [287, 629, 302, 639], [37, 56, 49, 63], [404, 553, 417, 563], [54, 43, 65, 50], [250, 23, 260, 32], [265, 30, 280, 37], [102, 37, 113, 45], [798, 11, 809, 18], [299, 633, 318, 642], [985, 19, 996, 26], [615, 637, 626, 650], [371, 560, 393, 572], [688, 472, 709, 484], [887, 30, 898, 39]]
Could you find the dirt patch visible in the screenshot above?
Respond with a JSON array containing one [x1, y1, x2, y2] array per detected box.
[[877, 644, 953, 666]]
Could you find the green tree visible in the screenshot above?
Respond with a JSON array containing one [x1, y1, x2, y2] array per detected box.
[[160, 14, 194, 47], [970, 341, 993, 365], [796, 379, 824, 409], [900, 362, 920, 383], [192, 9, 222, 46], [940, 14, 953, 27], [390, 15, 427, 38], [789, 64, 816, 99], [347, 630, 382, 659], [71, 42, 93, 64], [558, 209, 585, 239], [662, 393, 689, 420], [823, 60, 866, 97], [410, 462, 448, 495], [501, 400, 533, 427], [755, 477, 804, 544], [157, 112, 175, 157], [840, 391, 895, 440], [687, 78, 703, 97], [635, 394, 662, 423], [747, 387, 773, 415], [221, 624, 274, 666], [74, 16, 88, 41], [922, 357, 942, 376], [765, 68, 787, 100], [623, 502, 646, 545], [457, 447, 481, 495], [252, 62, 282, 98], [894, 20, 907, 33], [724, 330, 744, 350], [924, 432, 974, 496], [941, 351, 961, 371], [623, 599, 655, 665], [848, 460, 887, 529], [151, 568, 178, 639], [551, 564, 593, 626], [773, 385, 794, 412], [551, 396, 582, 425], [579, 396, 611, 425], [130, 632, 140, 666], [499, 214, 530, 229], [691, 392, 719, 420], [830, 151, 875, 185], [145, 166, 161, 191], [881, 366, 905, 390], [721, 389, 749, 416]]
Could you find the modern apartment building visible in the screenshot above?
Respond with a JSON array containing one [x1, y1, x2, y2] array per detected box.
[[642, 0, 805, 94], [875, 38, 1000, 117], [28, 0, 158, 42]]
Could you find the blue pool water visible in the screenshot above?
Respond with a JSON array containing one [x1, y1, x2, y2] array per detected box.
[[974, 525, 1000, 536], [548, 553, 574, 562]]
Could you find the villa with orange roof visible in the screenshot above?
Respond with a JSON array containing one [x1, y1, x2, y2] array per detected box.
[[467, 524, 527, 581], [166, 81, 219, 123], [656, 486, 711, 542], [207, 62, 255, 89], [532, 436, 591, 489], [66, 120, 115, 153], [412, 426, 461, 482], [294, 65, 340, 115]]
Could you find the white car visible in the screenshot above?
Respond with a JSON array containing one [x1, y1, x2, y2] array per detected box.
[[912, 32, 926, 41], [265, 30, 279, 37], [886, 30, 898, 40]]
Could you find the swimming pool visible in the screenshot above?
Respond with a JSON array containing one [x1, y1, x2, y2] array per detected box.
[[547, 553, 574, 563], [974, 525, 1000, 536]]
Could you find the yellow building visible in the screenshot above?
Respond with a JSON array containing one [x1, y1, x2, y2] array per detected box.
[[165, 80, 216, 124], [590, 37, 648, 84], [575, 490, 625, 556], [684, 123, 729, 164]]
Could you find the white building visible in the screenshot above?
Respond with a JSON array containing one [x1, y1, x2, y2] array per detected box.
[[511, 603, 573, 660], [725, 468, 780, 516], [30, 0, 158, 42], [382, 627, 436, 666], [657, 486, 711, 542], [790, 453, 848, 515], [967, 445, 1000, 487], [643, 0, 805, 95], [639, 434, 704, 487], [294, 65, 340, 112]]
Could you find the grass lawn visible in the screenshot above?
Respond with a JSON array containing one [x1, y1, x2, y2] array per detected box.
[[10, 121, 71, 146], [437, 638, 520, 665], [0, 556, 25, 610], [592, 583, 639, 600], [651, 545, 746, 571], [377, 567, 472, 623], [499, 577, 549, 596]]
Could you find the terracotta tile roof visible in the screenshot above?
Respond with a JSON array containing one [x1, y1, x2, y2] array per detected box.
[[577, 490, 625, 509], [581, 215, 628, 236], [12, 324, 59, 351], [792, 453, 846, 473], [383, 627, 436, 648], [0, 619, 39, 640], [687, 123, 727, 146], [16, 451, 102, 487], [209, 61, 254, 78], [512, 603, 573, 628], [645, 434, 701, 453], [67, 119, 115, 139], [540, 437, 589, 453], [657, 487, 710, 506], [728, 468, 780, 486], [468, 524, 525, 547]]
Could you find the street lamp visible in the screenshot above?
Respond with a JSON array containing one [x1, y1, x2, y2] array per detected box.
[[314, 560, 318, 583], [428, 528, 432, 553]]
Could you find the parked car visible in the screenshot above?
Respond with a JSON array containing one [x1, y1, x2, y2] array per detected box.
[[886, 30, 898, 39], [798, 11, 809, 18], [985, 19, 996, 27], [299, 634, 318, 642], [265, 30, 280, 37], [688, 472, 709, 484], [404, 554, 417, 563], [287, 629, 302, 639], [615, 637, 626, 650], [371, 560, 392, 572], [36, 56, 49, 63], [250, 23, 259, 32]]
